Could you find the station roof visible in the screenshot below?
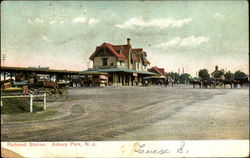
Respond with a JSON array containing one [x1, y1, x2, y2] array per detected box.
[[144, 75, 166, 79], [82, 68, 157, 76], [80, 70, 108, 75], [1, 66, 80, 75]]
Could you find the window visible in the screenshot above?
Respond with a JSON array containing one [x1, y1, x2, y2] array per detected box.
[[120, 61, 123, 66], [117, 50, 122, 54], [102, 58, 108, 66]]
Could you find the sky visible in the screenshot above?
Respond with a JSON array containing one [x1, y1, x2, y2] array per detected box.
[[1, 1, 249, 76]]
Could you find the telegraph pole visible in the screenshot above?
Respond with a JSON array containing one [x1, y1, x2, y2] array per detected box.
[[2, 53, 7, 66]]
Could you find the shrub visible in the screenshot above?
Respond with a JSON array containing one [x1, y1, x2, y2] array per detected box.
[[1, 98, 43, 114]]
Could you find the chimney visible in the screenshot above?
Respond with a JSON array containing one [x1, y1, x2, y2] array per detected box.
[[127, 38, 131, 46], [127, 38, 131, 69]]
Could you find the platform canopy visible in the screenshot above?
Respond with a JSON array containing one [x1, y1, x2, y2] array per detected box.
[[144, 75, 166, 79], [1, 66, 80, 75], [79, 70, 108, 75], [81, 68, 157, 76]]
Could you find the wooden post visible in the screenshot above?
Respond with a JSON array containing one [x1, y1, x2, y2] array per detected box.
[[43, 93, 46, 110], [49, 74, 52, 81], [30, 94, 33, 113], [4, 72, 6, 80]]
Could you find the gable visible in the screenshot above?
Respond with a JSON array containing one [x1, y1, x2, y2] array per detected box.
[[95, 49, 114, 57], [148, 67, 164, 75]]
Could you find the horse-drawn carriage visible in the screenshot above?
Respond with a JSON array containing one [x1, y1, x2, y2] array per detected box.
[[29, 81, 69, 102], [1, 79, 69, 102]]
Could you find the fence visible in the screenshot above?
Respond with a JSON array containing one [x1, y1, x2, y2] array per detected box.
[[1, 93, 46, 113]]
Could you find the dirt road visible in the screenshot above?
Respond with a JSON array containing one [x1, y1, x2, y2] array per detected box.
[[1, 85, 249, 141]]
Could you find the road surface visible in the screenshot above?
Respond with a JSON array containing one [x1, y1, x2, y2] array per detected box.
[[1, 85, 249, 141]]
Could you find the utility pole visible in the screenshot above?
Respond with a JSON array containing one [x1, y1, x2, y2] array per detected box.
[[2, 53, 7, 66]]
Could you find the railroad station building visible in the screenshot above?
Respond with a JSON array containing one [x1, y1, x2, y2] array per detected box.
[[85, 38, 157, 86]]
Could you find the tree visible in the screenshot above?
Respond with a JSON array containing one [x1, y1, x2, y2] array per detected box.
[[198, 69, 210, 79], [166, 72, 180, 80], [224, 71, 234, 80], [179, 73, 192, 84], [234, 70, 246, 78]]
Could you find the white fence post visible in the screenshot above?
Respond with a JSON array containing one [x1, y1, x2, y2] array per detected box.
[[44, 93, 46, 110], [30, 94, 33, 113], [2, 94, 45, 113]]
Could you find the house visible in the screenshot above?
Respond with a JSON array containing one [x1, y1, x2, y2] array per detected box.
[[211, 65, 225, 79], [86, 38, 156, 86], [148, 66, 165, 76]]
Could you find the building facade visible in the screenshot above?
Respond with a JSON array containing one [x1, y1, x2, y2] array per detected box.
[[87, 38, 156, 86], [211, 65, 225, 79]]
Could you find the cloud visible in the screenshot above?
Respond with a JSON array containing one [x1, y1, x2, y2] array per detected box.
[[28, 18, 44, 24], [156, 36, 209, 50], [88, 18, 99, 26], [72, 17, 86, 23], [41, 35, 53, 42], [35, 18, 44, 23], [115, 17, 192, 29], [214, 12, 223, 19], [28, 19, 33, 24], [49, 21, 56, 24]]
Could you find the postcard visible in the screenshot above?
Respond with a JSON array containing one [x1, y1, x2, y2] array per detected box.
[[1, 0, 249, 157]]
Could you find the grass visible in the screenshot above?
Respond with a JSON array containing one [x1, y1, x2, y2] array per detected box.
[[1, 97, 43, 114], [3, 109, 57, 122]]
